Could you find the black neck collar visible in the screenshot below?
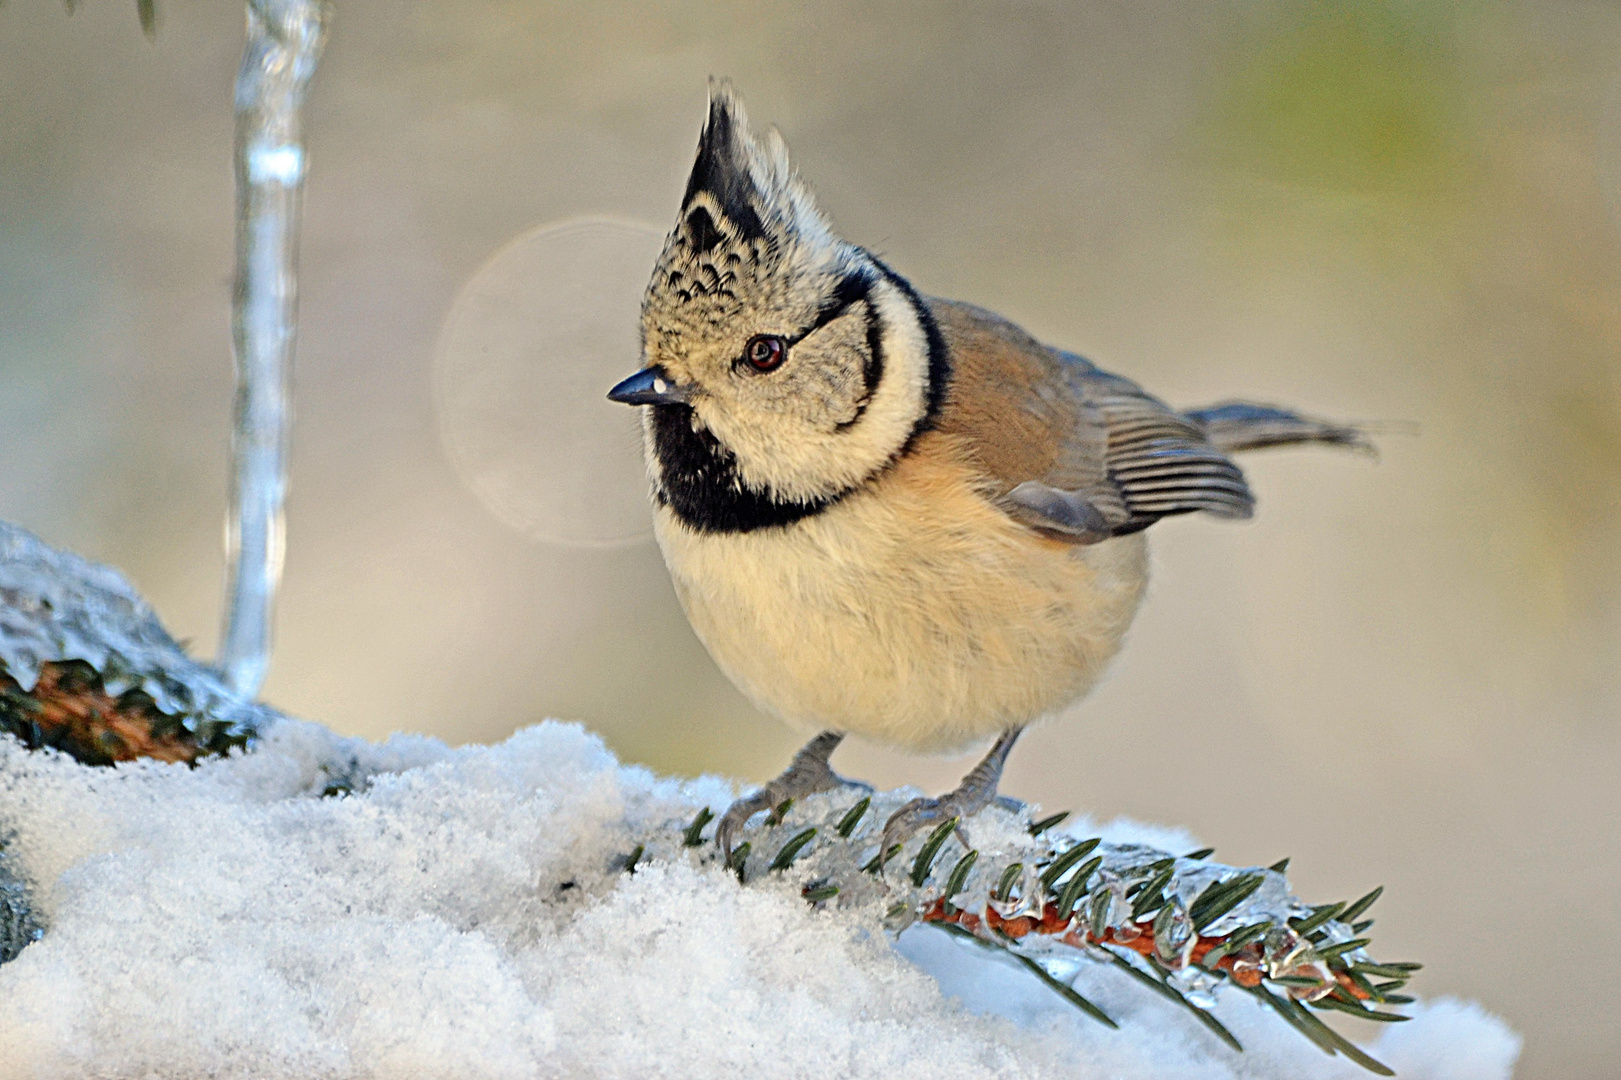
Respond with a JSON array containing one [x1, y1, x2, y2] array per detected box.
[[651, 263, 950, 535]]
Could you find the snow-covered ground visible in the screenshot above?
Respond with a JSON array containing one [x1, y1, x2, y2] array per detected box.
[[0, 717, 1517, 1079]]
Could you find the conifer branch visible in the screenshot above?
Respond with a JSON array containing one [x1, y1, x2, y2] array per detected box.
[[0, 520, 1419, 1075], [688, 790, 1417, 1075]]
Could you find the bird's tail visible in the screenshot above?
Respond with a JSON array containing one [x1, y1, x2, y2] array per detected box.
[[1183, 401, 1378, 456]]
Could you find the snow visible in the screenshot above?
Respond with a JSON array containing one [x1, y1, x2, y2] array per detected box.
[[0, 518, 1519, 1078], [0, 717, 1519, 1080]]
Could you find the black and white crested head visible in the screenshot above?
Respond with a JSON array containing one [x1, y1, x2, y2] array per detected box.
[[635, 82, 947, 534]]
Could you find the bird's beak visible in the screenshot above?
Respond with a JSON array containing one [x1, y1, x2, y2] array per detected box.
[[607, 367, 693, 406]]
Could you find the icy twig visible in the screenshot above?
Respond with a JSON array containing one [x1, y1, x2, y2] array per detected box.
[[682, 791, 1421, 1075], [0, 522, 269, 763], [62, 0, 158, 36], [218, 0, 329, 698]]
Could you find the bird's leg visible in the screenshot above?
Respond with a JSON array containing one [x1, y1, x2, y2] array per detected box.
[[880, 727, 1024, 859], [716, 731, 867, 859]]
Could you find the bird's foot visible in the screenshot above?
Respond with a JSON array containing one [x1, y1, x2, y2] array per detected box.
[[880, 788, 996, 862], [716, 731, 867, 860], [878, 728, 1024, 862]]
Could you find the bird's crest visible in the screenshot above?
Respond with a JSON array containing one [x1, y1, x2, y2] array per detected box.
[[642, 82, 850, 351], [678, 80, 834, 258]]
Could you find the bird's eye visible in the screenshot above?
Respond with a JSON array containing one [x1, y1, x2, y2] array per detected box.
[[743, 335, 787, 373]]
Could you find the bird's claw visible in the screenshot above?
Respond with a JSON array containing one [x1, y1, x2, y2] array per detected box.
[[880, 791, 985, 865], [874, 730, 1025, 865], [716, 778, 872, 862], [715, 790, 776, 864], [714, 732, 867, 862]]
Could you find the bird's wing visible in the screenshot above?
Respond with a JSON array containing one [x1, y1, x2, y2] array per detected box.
[[928, 298, 1251, 543]]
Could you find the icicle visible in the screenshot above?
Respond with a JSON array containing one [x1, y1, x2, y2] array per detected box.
[[218, 0, 330, 697]]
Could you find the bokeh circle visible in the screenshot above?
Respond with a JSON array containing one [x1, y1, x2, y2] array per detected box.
[[434, 217, 667, 548]]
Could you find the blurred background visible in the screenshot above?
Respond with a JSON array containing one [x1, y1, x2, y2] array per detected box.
[[3, 1, 1618, 1074]]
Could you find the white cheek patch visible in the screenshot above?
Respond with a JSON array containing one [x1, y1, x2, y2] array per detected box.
[[856, 276, 933, 456], [713, 273, 933, 505]]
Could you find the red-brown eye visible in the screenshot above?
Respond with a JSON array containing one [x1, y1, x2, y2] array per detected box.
[[743, 335, 787, 372]]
